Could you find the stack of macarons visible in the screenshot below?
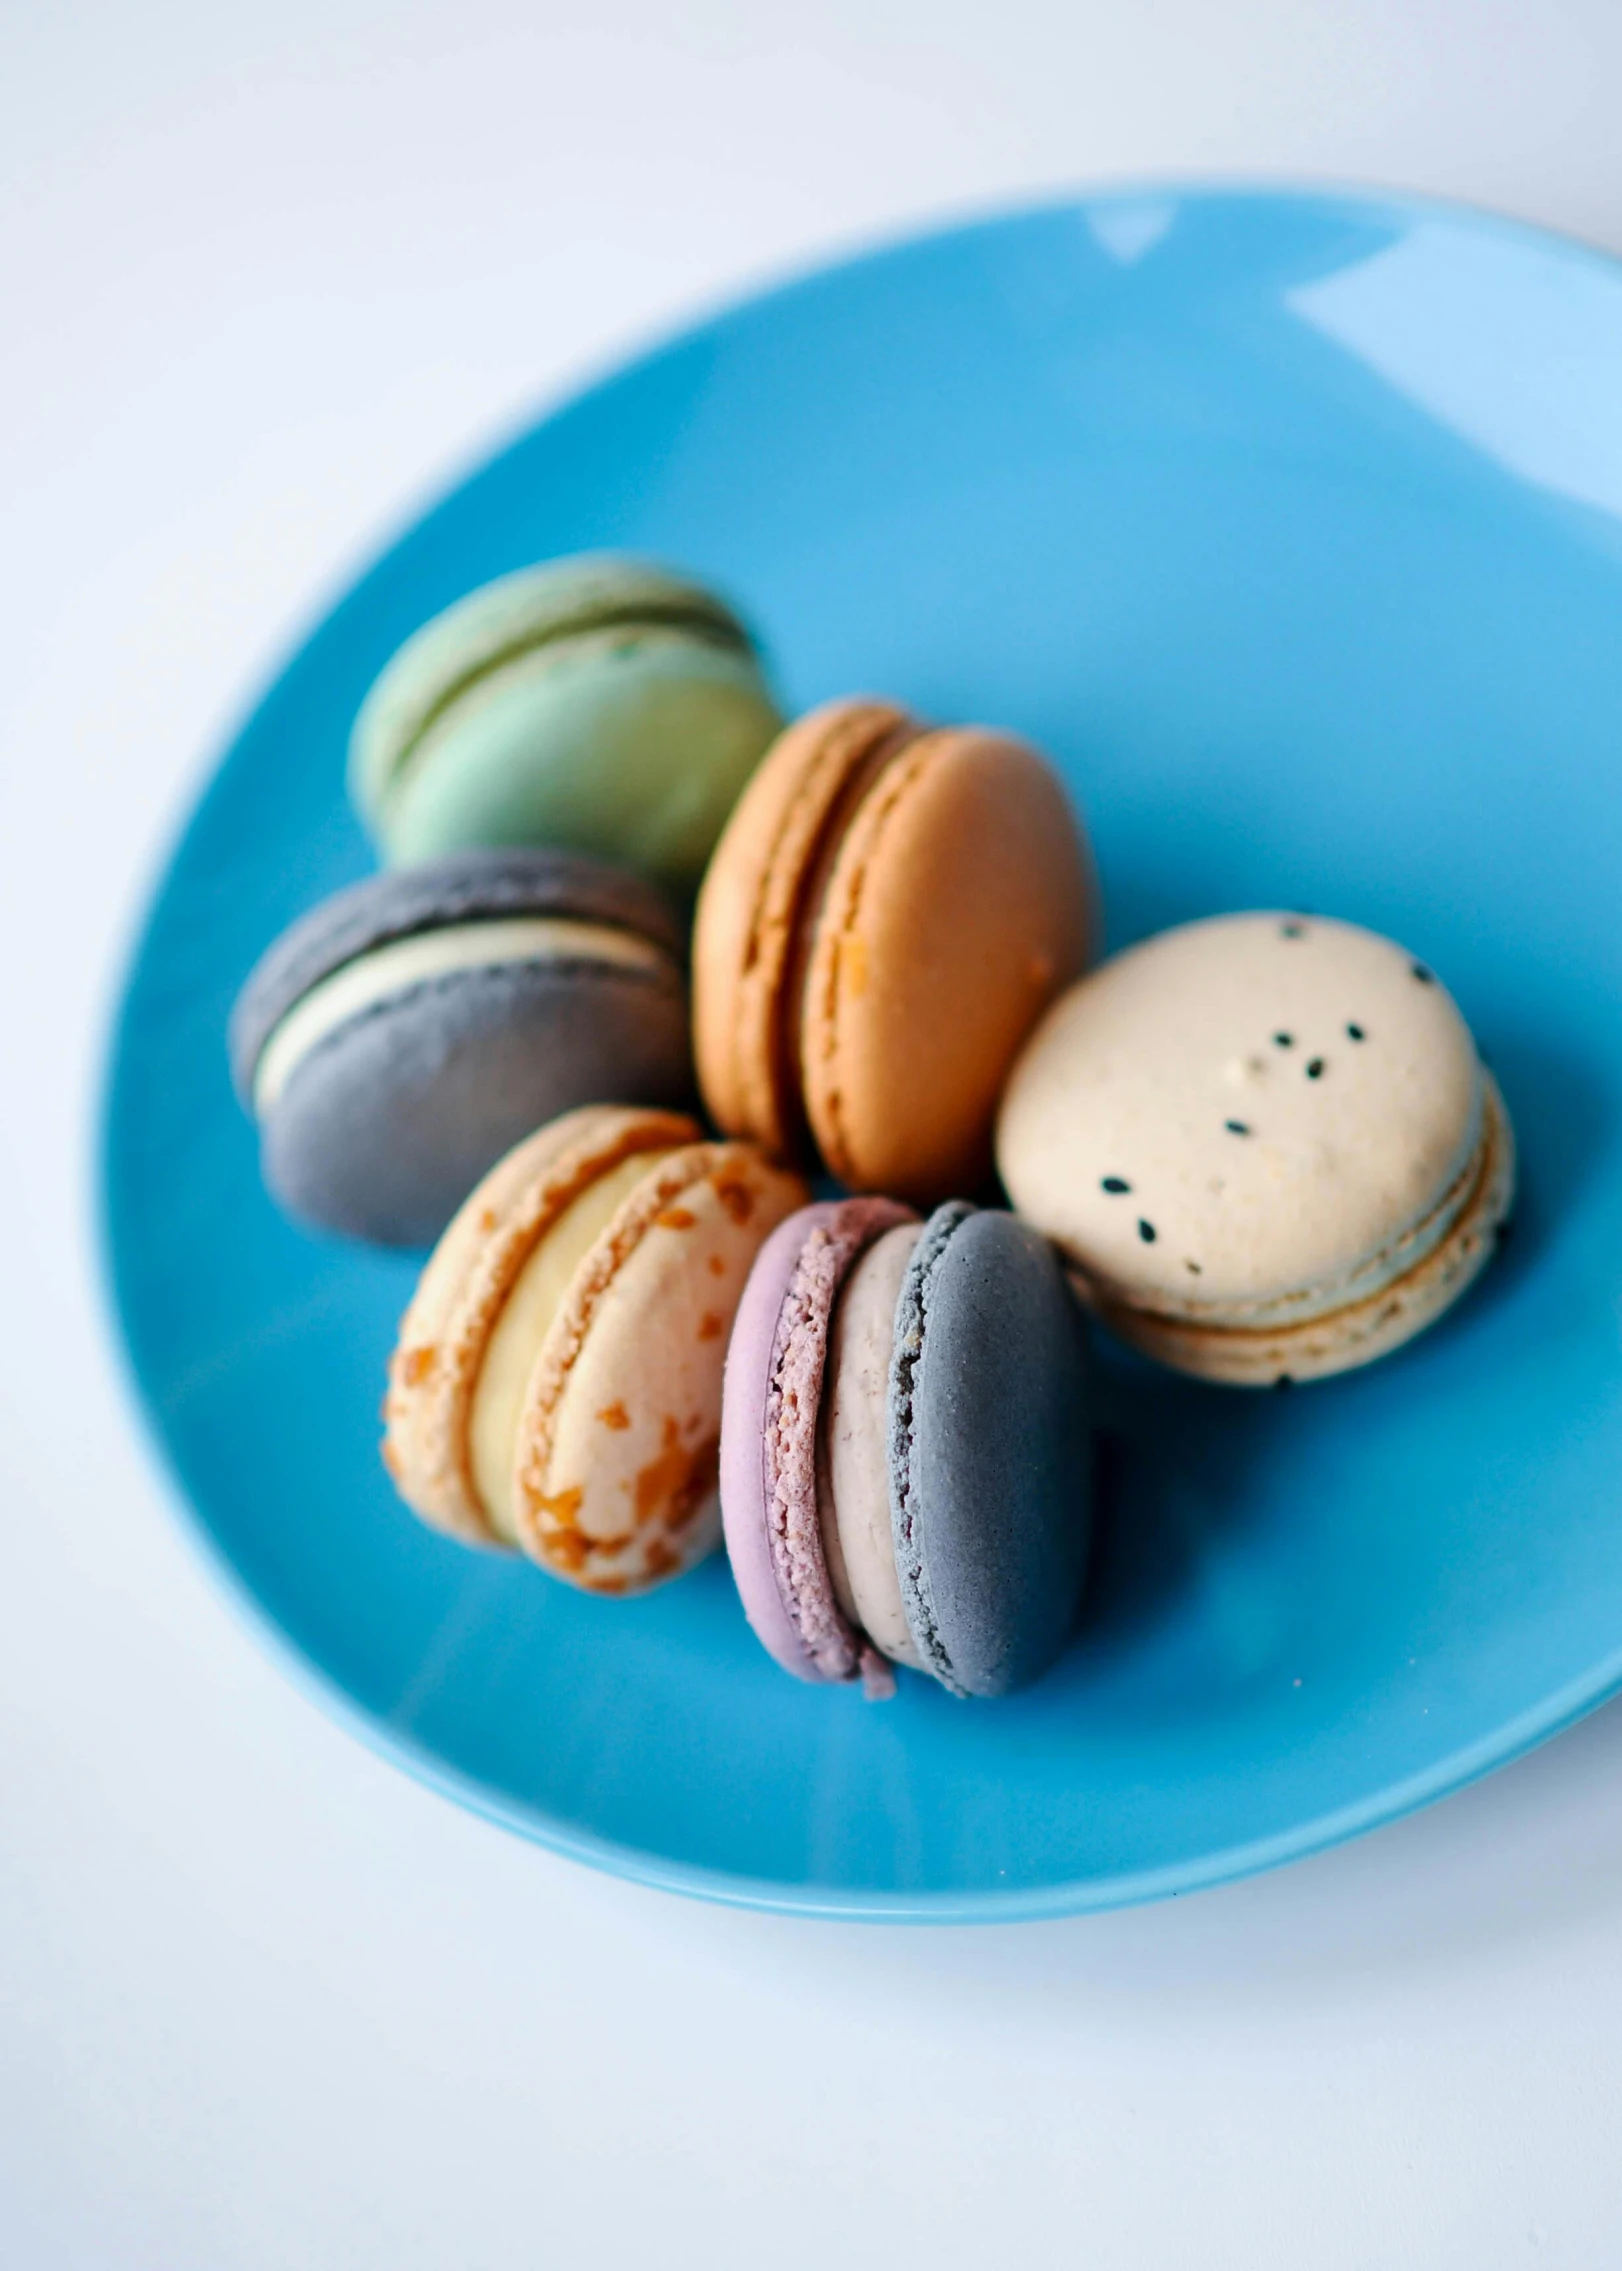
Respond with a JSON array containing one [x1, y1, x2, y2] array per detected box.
[[234, 556, 788, 1251], [230, 546, 1516, 1704]]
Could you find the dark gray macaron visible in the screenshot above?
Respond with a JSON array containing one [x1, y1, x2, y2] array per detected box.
[[889, 1203, 1093, 1696], [229, 847, 694, 1247]]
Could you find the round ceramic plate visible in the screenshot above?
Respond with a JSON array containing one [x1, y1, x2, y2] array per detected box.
[[104, 186, 1622, 1919]]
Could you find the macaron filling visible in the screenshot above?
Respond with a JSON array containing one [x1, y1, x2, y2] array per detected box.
[[759, 1199, 915, 1688], [251, 916, 673, 1114], [382, 1105, 701, 1540], [467, 1146, 679, 1542], [816, 1221, 926, 1671]]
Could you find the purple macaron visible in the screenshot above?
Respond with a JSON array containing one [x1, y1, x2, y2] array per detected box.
[[721, 1196, 1094, 1700]]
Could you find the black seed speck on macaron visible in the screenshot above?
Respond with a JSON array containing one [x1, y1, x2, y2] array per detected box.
[[1274, 1032, 1294, 1048], [1306, 1057, 1325, 1079], [1101, 1175, 1131, 1195], [1185, 1260, 1202, 1275], [1274, 1374, 1295, 1391], [1225, 1119, 1251, 1136], [1138, 1219, 1157, 1243], [1411, 962, 1434, 984], [1280, 920, 1307, 939], [1346, 1022, 1365, 1041]]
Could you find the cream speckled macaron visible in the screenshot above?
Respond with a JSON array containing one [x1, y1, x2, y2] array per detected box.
[[996, 912, 1515, 1385], [383, 1105, 807, 1590]]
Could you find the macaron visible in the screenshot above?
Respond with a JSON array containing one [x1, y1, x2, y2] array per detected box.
[[230, 848, 694, 1248], [693, 698, 1097, 1206], [720, 1196, 1093, 1697], [997, 911, 1516, 1386], [383, 1105, 807, 1592], [349, 555, 784, 896]]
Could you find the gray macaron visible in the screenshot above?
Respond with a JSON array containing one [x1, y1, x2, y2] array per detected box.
[[889, 1204, 1094, 1697], [230, 848, 693, 1247]]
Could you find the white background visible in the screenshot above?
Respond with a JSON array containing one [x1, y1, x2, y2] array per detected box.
[[5, 4, 1622, 2264]]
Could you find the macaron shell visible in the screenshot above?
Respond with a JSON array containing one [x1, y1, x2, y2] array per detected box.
[[692, 697, 911, 1153], [802, 727, 1093, 1203], [383, 1106, 699, 1544], [512, 1144, 808, 1592], [349, 555, 758, 826], [720, 1209, 831, 1678], [891, 1206, 1093, 1698], [1094, 1074, 1517, 1385], [259, 952, 694, 1247], [366, 630, 782, 895], [996, 912, 1483, 1320]]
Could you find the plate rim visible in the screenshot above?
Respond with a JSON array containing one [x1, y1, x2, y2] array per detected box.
[[89, 1329, 1622, 1920], [100, 176, 1622, 1922]]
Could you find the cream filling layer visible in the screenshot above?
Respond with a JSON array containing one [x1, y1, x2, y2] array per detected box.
[[817, 1221, 924, 1671], [467, 1148, 678, 1545], [253, 917, 668, 1114]]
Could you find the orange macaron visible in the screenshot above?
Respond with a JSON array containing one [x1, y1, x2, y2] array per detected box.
[[692, 697, 1097, 1205]]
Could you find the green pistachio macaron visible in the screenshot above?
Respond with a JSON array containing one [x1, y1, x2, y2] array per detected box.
[[349, 555, 784, 898]]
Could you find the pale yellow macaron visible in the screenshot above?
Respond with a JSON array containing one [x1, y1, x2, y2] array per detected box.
[[996, 912, 1515, 1385], [383, 1104, 807, 1590]]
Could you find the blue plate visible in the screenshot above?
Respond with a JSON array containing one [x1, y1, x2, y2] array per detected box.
[[103, 186, 1622, 1919]]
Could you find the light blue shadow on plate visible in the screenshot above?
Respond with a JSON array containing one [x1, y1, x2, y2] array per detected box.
[[103, 184, 1622, 1919]]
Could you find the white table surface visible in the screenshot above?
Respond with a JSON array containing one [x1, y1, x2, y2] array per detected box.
[[5, 4, 1622, 2263]]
